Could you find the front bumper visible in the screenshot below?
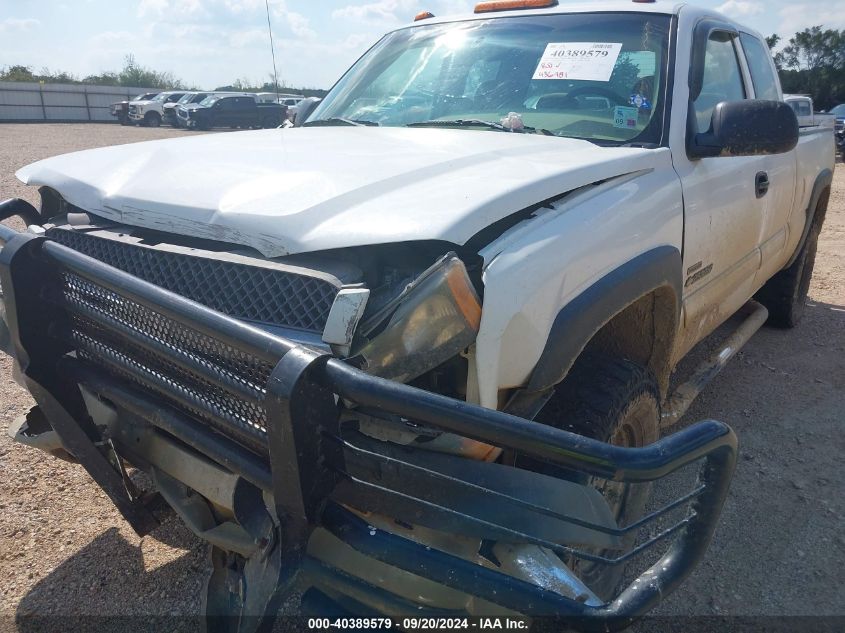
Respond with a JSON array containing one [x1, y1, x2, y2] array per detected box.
[[0, 214, 737, 630]]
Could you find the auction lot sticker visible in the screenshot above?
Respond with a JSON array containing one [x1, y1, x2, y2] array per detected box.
[[532, 42, 623, 81]]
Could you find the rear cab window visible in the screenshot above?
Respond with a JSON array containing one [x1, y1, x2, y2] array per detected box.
[[790, 99, 811, 116]]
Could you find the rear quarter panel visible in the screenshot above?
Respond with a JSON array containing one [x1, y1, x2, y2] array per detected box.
[[783, 127, 836, 261]]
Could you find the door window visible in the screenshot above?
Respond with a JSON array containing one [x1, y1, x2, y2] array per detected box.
[[693, 33, 746, 132], [739, 33, 780, 101]]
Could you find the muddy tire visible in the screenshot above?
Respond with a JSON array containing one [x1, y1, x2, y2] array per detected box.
[[143, 112, 161, 128], [756, 190, 828, 328], [533, 354, 660, 600]]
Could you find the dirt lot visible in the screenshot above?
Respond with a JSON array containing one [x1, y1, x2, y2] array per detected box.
[[0, 124, 843, 628]]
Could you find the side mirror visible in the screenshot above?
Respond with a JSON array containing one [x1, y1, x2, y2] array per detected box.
[[293, 97, 322, 127], [688, 100, 799, 159]]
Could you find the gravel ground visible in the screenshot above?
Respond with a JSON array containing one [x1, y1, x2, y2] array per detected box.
[[0, 124, 843, 628]]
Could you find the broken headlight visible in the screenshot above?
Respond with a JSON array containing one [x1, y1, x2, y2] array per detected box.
[[353, 253, 481, 383]]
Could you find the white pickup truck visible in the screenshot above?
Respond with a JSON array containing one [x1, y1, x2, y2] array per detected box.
[[0, 1, 834, 630], [126, 90, 187, 127]]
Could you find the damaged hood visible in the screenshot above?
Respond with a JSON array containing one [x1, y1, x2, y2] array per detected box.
[[17, 127, 661, 258]]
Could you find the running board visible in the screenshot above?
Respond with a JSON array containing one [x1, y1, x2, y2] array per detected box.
[[662, 300, 769, 429]]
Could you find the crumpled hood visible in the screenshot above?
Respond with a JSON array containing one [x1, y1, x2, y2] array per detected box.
[[17, 127, 660, 258]]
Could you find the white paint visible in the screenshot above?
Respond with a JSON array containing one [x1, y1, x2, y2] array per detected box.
[[474, 159, 682, 407], [17, 127, 657, 258], [13, 1, 835, 414]]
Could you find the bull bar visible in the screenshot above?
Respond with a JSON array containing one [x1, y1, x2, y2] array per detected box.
[[0, 216, 737, 631]]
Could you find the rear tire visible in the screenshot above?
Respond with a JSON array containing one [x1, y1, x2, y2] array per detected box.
[[755, 190, 828, 328], [533, 354, 660, 600]]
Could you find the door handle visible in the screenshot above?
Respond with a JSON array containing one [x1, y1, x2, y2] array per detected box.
[[755, 171, 770, 198]]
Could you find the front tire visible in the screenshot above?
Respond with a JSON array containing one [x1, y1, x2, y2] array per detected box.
[[533, 354, 660, 600], [143, 112, 161, 128], [755, 190, 828, 328]]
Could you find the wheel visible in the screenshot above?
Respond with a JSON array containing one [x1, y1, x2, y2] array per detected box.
[[532, 354, 660, 600], [755, 190, 828, 328], [144, 112, 161, 128]]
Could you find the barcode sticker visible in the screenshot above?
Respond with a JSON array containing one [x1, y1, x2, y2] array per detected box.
[[532, 42, 623, 81]]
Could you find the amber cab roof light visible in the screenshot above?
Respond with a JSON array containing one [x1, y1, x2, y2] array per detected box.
[[474, 0, 558, 14], [414, 11, 435, 21]]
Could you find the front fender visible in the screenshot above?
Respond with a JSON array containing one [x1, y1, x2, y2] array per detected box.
[[525, 246, 681, 393], [473, 155, 683, 410]]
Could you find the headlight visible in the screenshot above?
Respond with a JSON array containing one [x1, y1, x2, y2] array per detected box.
[[353, 253, 481, 383]]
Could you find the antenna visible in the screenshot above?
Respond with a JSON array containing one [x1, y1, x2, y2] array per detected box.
[[265, 0, 281, 102]]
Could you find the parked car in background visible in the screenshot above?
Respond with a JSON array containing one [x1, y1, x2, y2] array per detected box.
[[253, 92, 280, 103], [278, 96, 304, 107], [290, 96, 322, 124], [828, 103, 845, 158], [127, 91, 186, 127], [784, 95, 836, 137], [175, 92, 251, 128], [179, 94, 286, 130], [785, 96, 837, 158], [828, 103, 845, 129], [110, 92, 159, 125], [164, 92, 214, 127], [278, 95, 306, 121]]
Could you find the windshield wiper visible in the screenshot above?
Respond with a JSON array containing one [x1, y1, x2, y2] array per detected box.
[[407, 119, 536, 133], [304, 117, 379, 127]]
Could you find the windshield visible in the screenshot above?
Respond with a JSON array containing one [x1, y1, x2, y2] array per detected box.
[[152, 93, 171, 102], [829, 104, 845, 116], [177, 93, 197, 104], [200, 96, 220, 107], [310, 13, 671, 144]]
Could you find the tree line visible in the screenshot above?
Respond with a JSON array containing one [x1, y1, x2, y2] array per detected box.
[[767, 27, 845, 110], [0, 55, 326, 98]]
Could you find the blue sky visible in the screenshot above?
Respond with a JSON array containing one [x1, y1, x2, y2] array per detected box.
[[1, 0, 844, 89]]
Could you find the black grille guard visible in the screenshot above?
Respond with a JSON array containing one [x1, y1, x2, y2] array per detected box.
[[0, 221, 737, 630]]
